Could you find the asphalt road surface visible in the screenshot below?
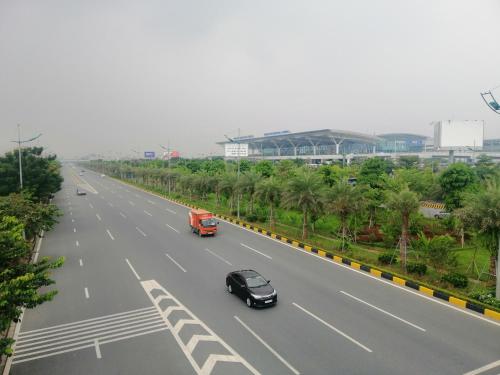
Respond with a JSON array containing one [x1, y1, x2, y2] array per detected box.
[[9, 165, 500, 375]]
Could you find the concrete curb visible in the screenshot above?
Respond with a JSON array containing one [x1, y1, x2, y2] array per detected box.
[[112, 177, 500, 322]]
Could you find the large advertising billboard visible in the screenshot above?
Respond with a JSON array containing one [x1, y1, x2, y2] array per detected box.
[[433, 120, 484, 150], [144, 151, 156, 159], [224, 143, 249, 157]]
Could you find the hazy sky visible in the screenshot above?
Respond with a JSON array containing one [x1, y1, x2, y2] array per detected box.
[[1, 0, 500, 158]]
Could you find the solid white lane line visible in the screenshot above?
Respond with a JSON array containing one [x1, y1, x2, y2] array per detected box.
[[89, 203, 94, 209], [165, 224, 179, 233], [119, 212, 127, 219], [144, 210, 153, 217], [84, 288, 90, 299], [94, 339, 101, 359], [136, 227, 147, 237], [79, 259, 83, 267], [76, 240, 79, 247], [166, 208, 176, 214], [234, 316, 300, 375], [165, 254, 187, 273], [463, 359, 500, 375], [73, 228, 76, 233], [125, 259, 141, 280], [339, 291, 426, 332], [128, 201, 135, 206], [205, 248, 232, 266], [240, 243, 272, 260], [96, 214, 102, 221], [106, 229, 115, 240], [292, 302, 372, 353]]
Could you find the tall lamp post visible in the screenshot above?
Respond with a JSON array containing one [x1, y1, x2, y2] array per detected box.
[[11, 124, 42, 190], [224, 128, 241, 220], [159, 142, 171, 169]]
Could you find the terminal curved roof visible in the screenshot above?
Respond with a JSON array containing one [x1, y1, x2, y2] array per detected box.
[[218, 129, 382, 148]]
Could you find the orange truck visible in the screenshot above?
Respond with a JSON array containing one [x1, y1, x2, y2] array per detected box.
[[188, 209, 218, 236]]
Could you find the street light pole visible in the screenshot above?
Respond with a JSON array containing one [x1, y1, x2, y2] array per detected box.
[[224, 129, 241, 220], [17, 124, 23, 189], [11, 124, 42, 191]]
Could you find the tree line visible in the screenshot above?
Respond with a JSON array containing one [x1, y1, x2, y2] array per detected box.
[[0, 147, 64, 357], [86, 155, 500, 300]]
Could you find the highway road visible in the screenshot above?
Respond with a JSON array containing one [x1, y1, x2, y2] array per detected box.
[[9, 165, 500, 375]]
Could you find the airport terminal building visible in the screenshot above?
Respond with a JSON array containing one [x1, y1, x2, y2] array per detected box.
[[218, 129, 433, 162]]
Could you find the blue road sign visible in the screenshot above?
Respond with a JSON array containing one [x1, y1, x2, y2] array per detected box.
[[144, 151, 155, 159]]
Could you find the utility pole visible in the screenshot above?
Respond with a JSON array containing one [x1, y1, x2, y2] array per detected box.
[[11, 124, 42, 190]]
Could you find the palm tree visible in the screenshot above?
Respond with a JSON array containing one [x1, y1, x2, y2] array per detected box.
[[219, 173, 238, 213], [327, 180, 363, 251], [237, 171, 260, 215], [281, 169, 326, 239], [386, 188, 419, 269], [462, 179, 500, 298], [254, 177, 282, 230]]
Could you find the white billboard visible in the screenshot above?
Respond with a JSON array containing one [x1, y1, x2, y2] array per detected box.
[[433, 120, 484, 150], [225, 143, 249, 157]]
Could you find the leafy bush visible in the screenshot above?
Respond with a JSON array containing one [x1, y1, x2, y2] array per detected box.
[[426, 235, 457, 270], [378, 252, 397, 265], [406, 262, 427, 276], [245, 213, 258, 222], [468, 289, 500, 308], [441, 272, 468, 288]]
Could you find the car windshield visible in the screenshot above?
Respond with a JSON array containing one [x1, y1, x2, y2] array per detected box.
[[246, 275, 268, 288], [201, 218, 217, 227]]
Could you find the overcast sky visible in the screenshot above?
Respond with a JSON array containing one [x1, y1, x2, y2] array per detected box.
[[1, 0, 500, 158]]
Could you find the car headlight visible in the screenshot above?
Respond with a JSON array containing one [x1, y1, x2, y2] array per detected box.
[[272, 290, 277, 296]]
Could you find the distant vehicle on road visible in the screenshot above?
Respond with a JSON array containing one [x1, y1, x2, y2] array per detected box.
[[76, 188, 86, 196], [226, 270, 277, 308], [79, 172, 83, 176], [100, 174, 106, 177], [188, 209, 218, 236], [434, 210, 450, 219]]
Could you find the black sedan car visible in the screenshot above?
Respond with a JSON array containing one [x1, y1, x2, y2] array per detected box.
[[226, 270, 277, 308]]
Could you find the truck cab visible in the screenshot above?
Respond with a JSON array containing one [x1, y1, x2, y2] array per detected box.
[[189, 209, 218, 236]]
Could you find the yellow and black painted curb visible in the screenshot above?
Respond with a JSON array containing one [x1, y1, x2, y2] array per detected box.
[[112, 178, 500, 322], [420, 201, 446, 210]]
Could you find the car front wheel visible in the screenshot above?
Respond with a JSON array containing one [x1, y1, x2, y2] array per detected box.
[[246, 297, 253, 308]]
